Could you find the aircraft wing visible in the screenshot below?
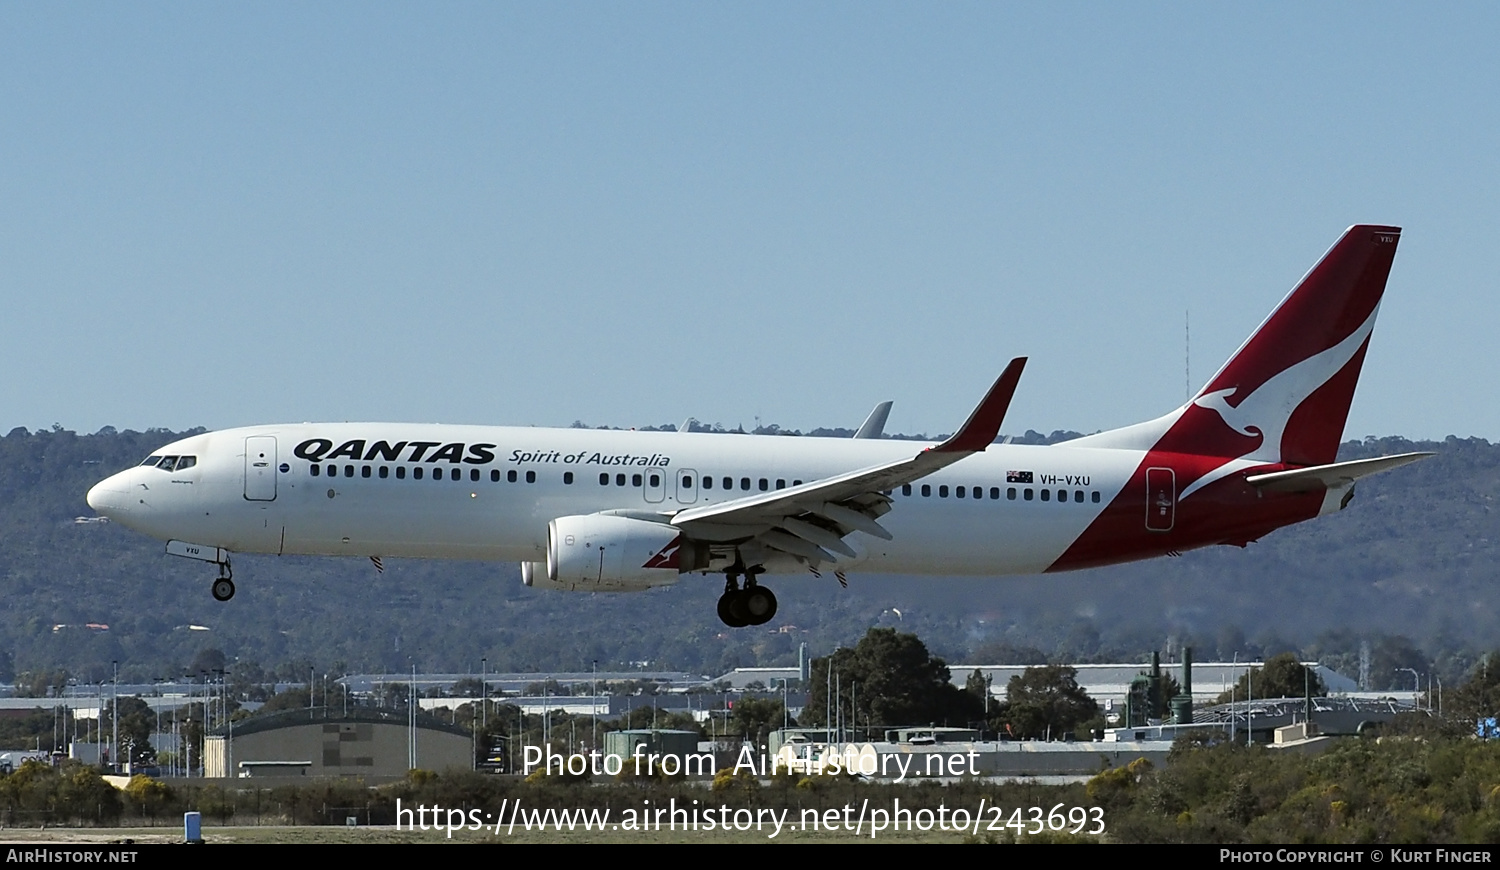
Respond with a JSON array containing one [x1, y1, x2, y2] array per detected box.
[[670, 359, 1026, 561]]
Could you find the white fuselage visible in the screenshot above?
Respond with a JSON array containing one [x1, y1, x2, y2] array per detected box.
[[86, 423, 1142, 577]]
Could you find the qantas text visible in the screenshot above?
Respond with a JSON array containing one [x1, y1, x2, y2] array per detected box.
[[293, 439, 670, 468]]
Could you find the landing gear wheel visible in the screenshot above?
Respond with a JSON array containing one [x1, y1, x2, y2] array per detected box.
[[742, 585, 777, 625], [717, 592, 746, 627], [718, 572, 751, 628], [212, 578, 235, 601]]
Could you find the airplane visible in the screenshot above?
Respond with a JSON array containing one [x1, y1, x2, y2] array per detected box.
[[87, 225, 1430, 628]]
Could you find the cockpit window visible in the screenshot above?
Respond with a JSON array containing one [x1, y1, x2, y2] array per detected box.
[[146, 455, 196, 472]]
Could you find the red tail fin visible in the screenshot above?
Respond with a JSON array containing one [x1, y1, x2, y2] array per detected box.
[[1158, 225, 1401, 467]]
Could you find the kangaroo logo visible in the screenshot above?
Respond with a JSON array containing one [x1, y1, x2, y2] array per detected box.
[[1179, 304, 1380, 500]]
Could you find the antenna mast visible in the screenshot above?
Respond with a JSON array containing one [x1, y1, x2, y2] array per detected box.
[[1185, 310, 1191, 401]]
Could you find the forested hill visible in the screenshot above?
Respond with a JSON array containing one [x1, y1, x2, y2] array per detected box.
[[0, 426, 1494, 688]]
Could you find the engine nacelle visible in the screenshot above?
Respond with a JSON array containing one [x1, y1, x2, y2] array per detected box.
[[539, 515, 684, 591]]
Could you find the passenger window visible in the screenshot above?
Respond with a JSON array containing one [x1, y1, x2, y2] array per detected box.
[[471, 469, 481, 482], [902, 484, 912, 496], [345, 465, 355, 477], [599, 473, 609, 485], [921, 484, 931, 497], [740, 478, 750, 491], [722, 477, 732, 490], [682, 475, 693, 488], [509, 470, 519, 483], [617, 473, 626, 486], [939, 485, 949, 498], [702, 476, 712, 490], [1024, 488, 1033, 501], [564, 472, 575, 485], [991, 487, 1001, 500], [1041, 489, 1050, 501], [1007, 487, 1016, 500], [649, 473, 660, 487], [490, 470, 500, 482], [1074, 490, 1083, 503], [361, 466, 371, 478], [758, 478, 768, 491], [311, 464, 320, 477], [956, 486, 965, 498], [526, 471, 536, 483], [1057, 489, 1066, 502], [1092, 491, 1101, 503], [794, 480, 802, 486], [776, 479, 786, 489], [396, 466, 406, 480], [632, 474, 643, 487], [414, 467, 424, 480], [379, 466, 389, 479]]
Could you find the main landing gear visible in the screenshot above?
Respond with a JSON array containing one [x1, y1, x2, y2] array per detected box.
[[717, 570, 777, 628], [211, 560, 235, 602]]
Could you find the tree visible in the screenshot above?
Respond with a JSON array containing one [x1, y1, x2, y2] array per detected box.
[[190, 648, 227, 675], [14, 669, 69, 699], [800, 628, 983, 734], [258, 687, 313, 714], [993, 665, 1099, 740], [450, 677, 488, 697], [1443, 651, 1500, 728], [965, 669, 991, 710], [105, 697, 157, 765], [729, 696, 791, 748], [1214, 652, 1327, 704]]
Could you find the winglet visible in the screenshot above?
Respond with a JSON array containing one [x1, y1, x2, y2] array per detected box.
[[853, 401, 893, 439], [933, 357, 1027, 453]]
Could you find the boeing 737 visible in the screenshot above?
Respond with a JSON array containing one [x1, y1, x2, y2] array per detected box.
[[87, 225, 1429, 627]]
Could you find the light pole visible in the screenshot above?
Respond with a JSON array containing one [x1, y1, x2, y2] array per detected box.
[[111, 661, 118, 773]]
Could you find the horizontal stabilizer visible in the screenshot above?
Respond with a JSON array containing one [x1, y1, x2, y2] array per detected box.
[[1245, 452, 1433, 493]]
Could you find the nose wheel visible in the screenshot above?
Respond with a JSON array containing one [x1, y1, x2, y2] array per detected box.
[[211, 561, 235, 601]]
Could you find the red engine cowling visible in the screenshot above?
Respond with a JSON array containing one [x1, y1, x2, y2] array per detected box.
[[537, 515, 683, 591]]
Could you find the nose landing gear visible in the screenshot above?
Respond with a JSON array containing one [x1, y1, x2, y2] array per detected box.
[[211, 561, 235, 601], [163, 542, 238, 602]]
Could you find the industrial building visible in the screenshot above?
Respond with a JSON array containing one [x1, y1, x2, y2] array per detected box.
[[202, 707, 471, 778]]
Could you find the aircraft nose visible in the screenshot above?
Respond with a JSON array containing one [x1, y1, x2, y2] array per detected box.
[[86, 472, 130, 517]]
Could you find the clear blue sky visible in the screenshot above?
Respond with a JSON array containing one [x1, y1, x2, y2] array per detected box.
[[3, 4, 1495, 440]]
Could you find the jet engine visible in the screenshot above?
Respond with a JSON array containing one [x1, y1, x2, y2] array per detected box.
[[526, 514, 685, 591]]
